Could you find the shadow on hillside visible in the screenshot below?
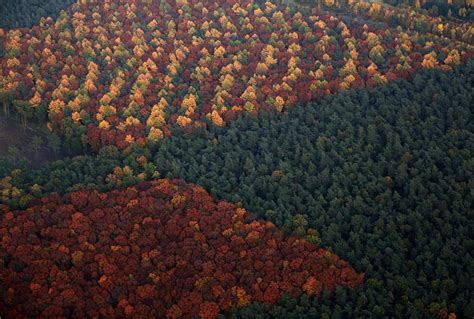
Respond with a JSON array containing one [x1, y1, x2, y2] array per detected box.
[[0, 116, 64, 169]]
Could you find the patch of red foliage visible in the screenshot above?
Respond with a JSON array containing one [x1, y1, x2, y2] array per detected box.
[[0, 179, 363, 318]]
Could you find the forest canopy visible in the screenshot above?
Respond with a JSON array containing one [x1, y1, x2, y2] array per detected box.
[[1, 61, 473, 318], [0, 0, 473, 318]]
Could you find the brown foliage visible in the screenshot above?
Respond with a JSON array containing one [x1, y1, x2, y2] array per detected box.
[[0, 179, 363, 318]]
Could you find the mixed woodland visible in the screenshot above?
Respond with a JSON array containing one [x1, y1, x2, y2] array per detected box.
[[0, 0, 473, 318]]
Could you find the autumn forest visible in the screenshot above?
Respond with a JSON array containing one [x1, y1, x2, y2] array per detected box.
[[0, 0, 473, 318]]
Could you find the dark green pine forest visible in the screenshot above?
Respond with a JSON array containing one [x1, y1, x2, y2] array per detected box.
[[155, 61, 474, 318], [0, 0, 75, 29]]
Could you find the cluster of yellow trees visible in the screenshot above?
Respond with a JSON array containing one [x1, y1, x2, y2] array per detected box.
[[0, 0, 470, 149]]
